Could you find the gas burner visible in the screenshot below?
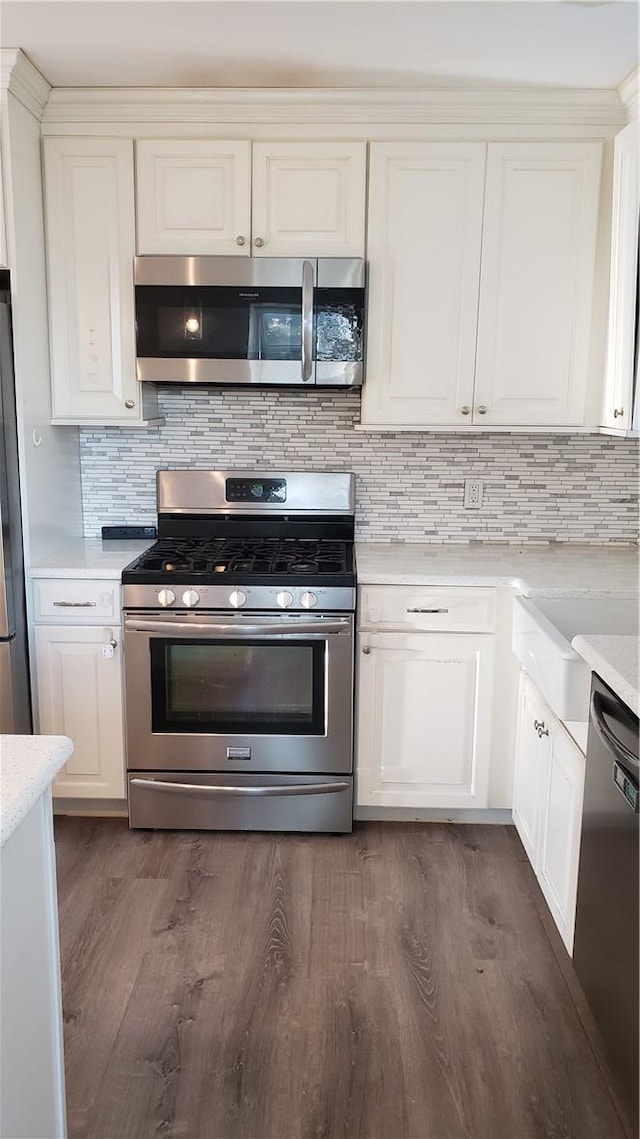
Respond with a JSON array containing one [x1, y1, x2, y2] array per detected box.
[[124, 534, 354, 587]]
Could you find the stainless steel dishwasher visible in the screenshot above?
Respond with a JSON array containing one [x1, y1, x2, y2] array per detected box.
[[573, 672, 639, 1130]]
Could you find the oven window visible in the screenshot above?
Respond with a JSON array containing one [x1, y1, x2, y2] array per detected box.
[[150, 638, 325, 735]]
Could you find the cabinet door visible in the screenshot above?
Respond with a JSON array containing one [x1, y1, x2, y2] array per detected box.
[[601, 122, 638, 433], [43, 137, 145, 423], [34, 625, 125, 799], [512, 672, 552, 864], [0, 141, 7, 269], [356, 631, 494, 808], [251, 141, 366, 257], [538, 726, 585, 954], [362, 143, 486, 426], [474, 142, 602, 426], [136, 139, 251, 255]]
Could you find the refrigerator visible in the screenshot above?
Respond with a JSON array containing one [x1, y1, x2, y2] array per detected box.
[[0, 269, 31, 734]]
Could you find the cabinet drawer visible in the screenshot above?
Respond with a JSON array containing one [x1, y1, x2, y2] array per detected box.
[[359, 585, 496, 633], [33, 579, 120, 623]]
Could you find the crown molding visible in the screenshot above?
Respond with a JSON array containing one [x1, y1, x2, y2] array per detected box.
[[0, 49, 51, 119], [618, 67, 639, 120], [42, 84, 626, 129]]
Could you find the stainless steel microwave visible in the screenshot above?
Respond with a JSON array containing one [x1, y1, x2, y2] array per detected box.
[[134, 256, 365, 387]]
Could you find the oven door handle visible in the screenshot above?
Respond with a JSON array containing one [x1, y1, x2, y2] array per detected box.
[[124, 618, 351, 636], [130, 778, 350, 798]]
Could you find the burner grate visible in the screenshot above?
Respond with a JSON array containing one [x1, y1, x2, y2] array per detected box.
[[134, 537, 351, 577]]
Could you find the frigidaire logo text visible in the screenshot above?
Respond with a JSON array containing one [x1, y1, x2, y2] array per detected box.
[[239, 292, 260, 298]]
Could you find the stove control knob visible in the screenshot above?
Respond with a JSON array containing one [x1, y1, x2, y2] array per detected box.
[[276, 591, 294, 609], [182, 589, 200, 608], [300, 591, 318, 610], [229, 590, 247, 608], [157, 589, 176, 608]]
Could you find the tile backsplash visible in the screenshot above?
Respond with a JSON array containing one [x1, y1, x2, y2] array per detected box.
[[80, 388, 638, 544]]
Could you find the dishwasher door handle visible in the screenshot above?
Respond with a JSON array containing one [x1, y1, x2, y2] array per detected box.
[[590, 690, 639, 774]]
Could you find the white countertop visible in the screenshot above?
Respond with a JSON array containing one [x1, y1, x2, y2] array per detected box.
[[355, 542, 640, 597], [1, 735, 74, 847], [29, 539, 155, 579], [572, 635, 639, 717], [30, 538, 639, 595]]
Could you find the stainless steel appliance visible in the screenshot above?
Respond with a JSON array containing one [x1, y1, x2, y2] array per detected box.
[[573, 673, 639, 1130], [134, 256, 365, 387], [0, 271, 31, 734], [122, 470, 356, 832]]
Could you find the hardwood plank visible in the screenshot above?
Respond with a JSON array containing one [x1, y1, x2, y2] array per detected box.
[[55, 820, 629, 1139], [59, 873, 167, 1136]]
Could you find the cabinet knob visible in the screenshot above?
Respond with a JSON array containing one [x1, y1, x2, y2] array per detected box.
[[235, 235, 246, 246], [362, 645, 372, 655], [124, 399, 135, 409], [460, 406, 471, 416], [613, 407, 625, 418], [254, 237, 265, 248], [477, 405, 487, 415]]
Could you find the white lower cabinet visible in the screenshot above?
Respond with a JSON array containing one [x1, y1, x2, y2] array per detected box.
[[34, 623, 126, 799], [512, 671, 585, 953], [356, 587, 496, 808], [512, 672, 551, 862]]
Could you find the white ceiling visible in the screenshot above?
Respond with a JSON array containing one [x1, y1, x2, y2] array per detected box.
[[1, 1, 638, 91]]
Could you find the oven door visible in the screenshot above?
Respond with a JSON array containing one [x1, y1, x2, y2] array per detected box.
[[123, 611, 354, 775]]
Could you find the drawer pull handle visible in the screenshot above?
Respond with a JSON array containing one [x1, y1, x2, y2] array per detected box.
[[406, 607, 450, 614], [52, 601, 97, 607], [131, 778, 349, 798]]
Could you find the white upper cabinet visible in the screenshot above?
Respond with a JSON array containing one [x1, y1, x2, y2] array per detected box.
[[362, 140, 603, 429], [0, 142, 7, 269], [136, 139, 251, 255], [135, 139, 367, 257], [474, 143, 603, 427], [600, 121, 639, 434], [43, 136, 157, 425], [251, 142, 366, 257], [362, 143, 486, 426]]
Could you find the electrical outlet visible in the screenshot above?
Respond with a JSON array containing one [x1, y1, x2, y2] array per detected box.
[[464, 479, 483, 509]]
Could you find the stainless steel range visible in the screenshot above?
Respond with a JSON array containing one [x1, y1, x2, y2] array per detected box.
[[122, 470, 355, 833]]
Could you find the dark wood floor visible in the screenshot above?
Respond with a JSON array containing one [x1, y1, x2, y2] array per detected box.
[[54, 819, 630, 1139]]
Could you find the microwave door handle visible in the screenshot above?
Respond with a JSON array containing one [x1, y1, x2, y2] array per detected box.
[[301, 259, 315, 382]]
